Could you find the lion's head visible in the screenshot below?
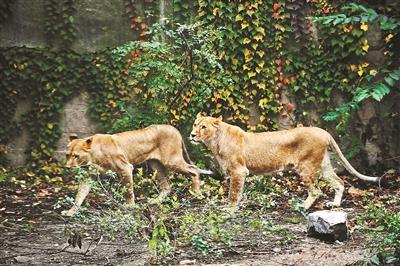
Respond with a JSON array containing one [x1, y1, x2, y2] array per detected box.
[[190, 113, 222, 144], [65, 134, 93, 168]]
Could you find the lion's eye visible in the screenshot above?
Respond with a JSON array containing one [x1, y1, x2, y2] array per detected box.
[[66, 154, 70, 159], [200, 125, 206, 129], [74, 154, 80, 159]]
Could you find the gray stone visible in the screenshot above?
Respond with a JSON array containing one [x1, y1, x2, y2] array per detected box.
[[307, 210, 348, 242]]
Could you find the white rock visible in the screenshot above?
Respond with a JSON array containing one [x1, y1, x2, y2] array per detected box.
[[307, 210, 348, 241]]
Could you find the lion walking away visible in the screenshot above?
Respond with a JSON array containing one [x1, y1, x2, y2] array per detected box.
[[63, 124, 218, 216], [190, 113, 379, 210]]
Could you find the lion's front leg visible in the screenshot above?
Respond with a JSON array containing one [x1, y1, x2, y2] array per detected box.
[[228, 166, 249, 207], [119, 165, 135, 206], [62, 178, 92, 217]]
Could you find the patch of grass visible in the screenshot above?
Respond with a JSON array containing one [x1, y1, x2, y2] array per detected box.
[[59, 166, 303, 263], [357, 203, 400, 265]]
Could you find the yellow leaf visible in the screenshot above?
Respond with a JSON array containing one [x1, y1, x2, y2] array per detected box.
[[361, 39, 369, 52], [256, 67, 262, 74], [258, 60, 265, 68], [369, 69, 377, 76], [385, 33, 394, 43], [243, 64, 250, 70], [251, 79, 258, 84], [213, 8, 219, 16], [245, 55, 253, 63], [243, 48, 252, 57], [250, 3, 259, 9], [235, 14, 243, 21], [198, 10, 206, 17], [248, 71, 256, 78], [242, 37, 251, 44], [143, 70, 149, 77], [256, 50, 265, 58], [256, 27, 265, 35], [254, 34, 263, 42], [357, 69, 364, 77], [361, 62, 369, 68], [350, 64, 357, 71], [241, 21, 249, 30], [232, 58, 239, 66], [257, 83, 266, 90], [251, 43, 258, 50], [47, 123, 53, 129], [360, 23, 368, 31]]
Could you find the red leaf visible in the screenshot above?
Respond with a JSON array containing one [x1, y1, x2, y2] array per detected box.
[[140, 22, 148, 30], [287, 103, 294, 112], [273, 2, 279, 12]]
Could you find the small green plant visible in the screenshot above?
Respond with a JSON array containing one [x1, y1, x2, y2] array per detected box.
[[357, 204, 400, 265], [148, 217, 173, 259], [244, 175, 279, 210], [191, 234, 210, 255]]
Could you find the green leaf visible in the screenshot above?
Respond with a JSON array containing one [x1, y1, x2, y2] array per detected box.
[[389, 70, 400, 80], [371, 83, 390, 101], [370, 255, 380, 265], [384, 76, 395, 87]]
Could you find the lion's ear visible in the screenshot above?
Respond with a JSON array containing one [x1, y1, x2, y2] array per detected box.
[[196, 112, 204, 119], [213, 115, 222, 126], [84, 137, 93, 150], [69, 134, 78, 142]]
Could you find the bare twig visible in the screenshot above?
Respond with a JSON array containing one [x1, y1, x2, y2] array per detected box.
[[84, 235, 103, 255]]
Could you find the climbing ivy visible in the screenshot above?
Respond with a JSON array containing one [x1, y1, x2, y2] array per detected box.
[[44, 0, 77, 49], [0, 48, 93, 166], [0, 0, 398, 170]]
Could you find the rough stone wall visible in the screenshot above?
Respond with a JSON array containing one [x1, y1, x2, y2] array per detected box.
[[0, 0, 135, 51], [54, 93, 98, 161], [1, 0, 138, 166]]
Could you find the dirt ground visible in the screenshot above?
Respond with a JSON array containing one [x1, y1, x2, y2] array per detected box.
[[0, 174, 398, 266]]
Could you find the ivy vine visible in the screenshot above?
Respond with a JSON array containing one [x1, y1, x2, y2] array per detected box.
[[0, 0, 398, 170]]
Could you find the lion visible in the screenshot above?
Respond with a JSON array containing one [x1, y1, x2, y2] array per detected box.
[[62, 124, 218, 216], [190, 113, 380, 210]]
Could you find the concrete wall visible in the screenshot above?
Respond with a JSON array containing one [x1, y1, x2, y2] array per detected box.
[[1, 0, 139, 166], [0, 0, 135, 51], [54, 93, 98, 161]]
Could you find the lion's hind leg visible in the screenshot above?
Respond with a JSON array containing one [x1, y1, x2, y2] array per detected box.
[[148, 160, 171, 203], [166, 158, 201, 193], [299, 164, 322, 210], [321, 152, 344, 207]]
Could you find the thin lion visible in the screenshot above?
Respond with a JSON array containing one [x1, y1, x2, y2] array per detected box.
[[190, 113, 379, 210], [63, 124, 218, 216]]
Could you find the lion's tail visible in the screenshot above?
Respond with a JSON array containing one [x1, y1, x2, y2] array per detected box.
[[328, 135, 379, 182], [181, 141, 224, 181], [181, 141, 194, 165]]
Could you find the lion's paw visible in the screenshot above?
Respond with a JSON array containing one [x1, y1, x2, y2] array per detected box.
[[221, 205, 239, 218], [325, 201, 341, 209], [61, 208, 77, 217]]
